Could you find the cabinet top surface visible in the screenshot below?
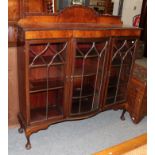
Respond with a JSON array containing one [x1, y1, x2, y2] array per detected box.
[[18, 22, 141, 31]]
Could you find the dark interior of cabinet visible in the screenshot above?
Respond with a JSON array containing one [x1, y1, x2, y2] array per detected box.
[[105, 38, 137, 105], [28, 41, 67, 123], [71, 39, 108, 115]]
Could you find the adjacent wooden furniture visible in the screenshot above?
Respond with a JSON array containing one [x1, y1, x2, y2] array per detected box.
[[94, 133, 147, 155], [17, 5, 141, 149], [126, 64, 147, 124]]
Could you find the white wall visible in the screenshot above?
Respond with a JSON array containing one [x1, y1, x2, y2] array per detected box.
[[112, 0, 120, 15], [112, 0, 143, 26], [121, 0, 143, 26]]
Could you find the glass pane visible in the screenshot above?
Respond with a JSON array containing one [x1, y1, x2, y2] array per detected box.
[[82, 76, 95, 96], [117, 84, 127, 96], [112, 54, 121, 66], [48, 66, 65, 84], [116, 95, 126, 103], [29, 41, 67, 123], [80, 96, 93, 113], [72, 76, 95, 98], [72, 77, 81, 97], [109, 66, 121, 85], [47, 89, 64, 118], [29, 67, 47, 93], [107, 86, 117, 98], [105, 38, 137, 105], [120, 65, 130, 83], [105, 86, 117, 105], [106, 97, 115, 105], [71, 39, 108, 114], [71, 99, 80, 114], [30, 92, 47, 122]]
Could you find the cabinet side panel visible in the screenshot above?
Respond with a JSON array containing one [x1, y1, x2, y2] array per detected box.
[[127, 78, 147, 123], [17, 45, 27, 122]]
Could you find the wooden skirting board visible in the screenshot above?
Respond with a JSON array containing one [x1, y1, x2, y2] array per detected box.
[[94, 133, 147, 155]]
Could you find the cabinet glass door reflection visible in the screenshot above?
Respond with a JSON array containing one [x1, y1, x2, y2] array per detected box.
[[71, 39, 109, 115]]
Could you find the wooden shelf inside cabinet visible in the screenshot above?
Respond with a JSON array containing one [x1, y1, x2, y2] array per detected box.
[[73, 66, 98, 78], [29, 79, 64, 93], [111, 63, 131, 68], [106, 98, 126, 105], [71, 96, 93, 114], [73, 71, 97, 78], [72, 86, 95, 99], [30, 104, 63, 123], [75, 54, 98, 58]]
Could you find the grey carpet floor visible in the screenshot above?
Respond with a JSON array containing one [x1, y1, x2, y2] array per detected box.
[[8, 110, 147, 155]]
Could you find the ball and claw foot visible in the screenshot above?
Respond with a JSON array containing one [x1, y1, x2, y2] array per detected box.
[[25, 136, 31, 150], [120, 114, 125, 121], [25, 142, 31, 150], [120, 109, 126, 121], [18, 127, 24, 134]]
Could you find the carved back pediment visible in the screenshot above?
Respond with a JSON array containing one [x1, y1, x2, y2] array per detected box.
[[56, 5, 98, 23], [18, 5, 122, 26]]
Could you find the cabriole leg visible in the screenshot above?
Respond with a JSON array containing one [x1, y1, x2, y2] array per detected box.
[[25, 135, 31, 150], [18, 115, 24, 134], [18, 127, 24, 133], [120, 109, 126, 121]]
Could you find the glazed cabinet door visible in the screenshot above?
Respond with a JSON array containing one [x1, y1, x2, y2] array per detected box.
[[70, 38, 109, 116], [104, 37, 138, 107], [27, 39, 68, 124]]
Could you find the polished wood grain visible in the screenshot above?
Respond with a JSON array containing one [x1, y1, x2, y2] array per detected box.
[[8, 47, 19, 127], [127, 64, 147, 124], [8, 0, 20, 46], [94, 133, 147, 155], [8, 0, 20, 21], [20, 0, 46, 17], [21, 28, 140, 40]]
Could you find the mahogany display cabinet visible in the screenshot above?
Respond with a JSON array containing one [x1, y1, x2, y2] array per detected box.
[[17, 6, 141, 149]]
